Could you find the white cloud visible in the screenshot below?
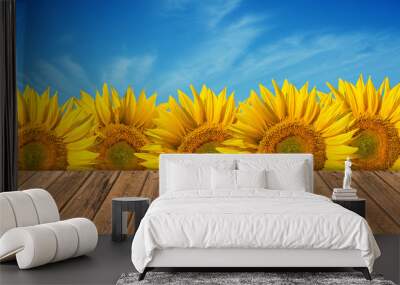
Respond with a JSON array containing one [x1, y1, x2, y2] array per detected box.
[[101, 54, 156, 90], [22, 55, 95, 101], [161, 0, 242, 28], [35, 59, 70, 93], [204, 0, 241, 27], [153, 19, 400, 101], [228, 31, 400, 91], [20, 53, 157, 101], [157, 0, 400, 96], [18, 4, 400, 104], [156, 14, 265, 97], [59, 55, 93, 88]]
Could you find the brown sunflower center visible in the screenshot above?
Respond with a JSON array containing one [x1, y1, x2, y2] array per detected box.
[[351, 116, 400, 170], [276, 136, 308, 153], [258, 120, 326, 170], [178, 124, 230, 153], [18, 127, 68, 170], [96, 124, 148, 170]]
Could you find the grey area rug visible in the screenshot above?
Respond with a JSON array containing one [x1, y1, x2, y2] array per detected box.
[[116, 272, 395, 285]]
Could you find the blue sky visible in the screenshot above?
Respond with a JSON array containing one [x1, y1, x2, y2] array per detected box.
[[16, 0, 400, 103]]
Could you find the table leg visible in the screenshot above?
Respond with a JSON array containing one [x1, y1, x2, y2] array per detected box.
[[112, 201, 123, 241], [122, 211, 128, 235], [133, 202, 149, 235]]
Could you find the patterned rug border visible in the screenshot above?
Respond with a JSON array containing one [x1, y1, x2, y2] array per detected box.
[[116, 271, 395, 285]]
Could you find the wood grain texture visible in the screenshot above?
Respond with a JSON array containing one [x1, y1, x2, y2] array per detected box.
[[374, 171, 400, 195], [140, 171, 159, 200], [17, 170, 400, 234], [17, 171, 35, 186], [126, 171, 155, 234], [46, 171, 93, 211], [93, 171, 148, 234], [351, 171, 400, 226], [314, 172, 334, 197], [318, 171, 400, 234], [18, 171, 63, 190], [60, 171, 120, 221]]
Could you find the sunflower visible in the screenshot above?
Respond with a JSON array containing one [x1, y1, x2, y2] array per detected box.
[[327, 76, 400, 170], [218, 80, 358, 170], [17, 86, 98, 170], [76, 84, 158, 170], [136, 85, 236, 169]]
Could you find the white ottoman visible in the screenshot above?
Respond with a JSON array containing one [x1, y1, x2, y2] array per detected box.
[[0, 189, 98, 269]]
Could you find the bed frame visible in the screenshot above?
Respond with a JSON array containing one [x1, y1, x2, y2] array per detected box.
[[139, 154, 371, 280]]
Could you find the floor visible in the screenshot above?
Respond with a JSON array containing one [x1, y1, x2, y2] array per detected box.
[[18, 170, 400, 234], [1, 235, 399, 285], [0, 236, 134, 285]]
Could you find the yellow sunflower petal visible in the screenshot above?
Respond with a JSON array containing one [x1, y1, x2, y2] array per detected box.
[[63, 117, 94, 143], [66, 136, 97, 151], [391, 158, 400, 170], [18, 86, 98, 170], [17, 90, 28, 126], [324, 129, 358, 146], [95, 91, 111, 125], [67, 150, 98, 168]]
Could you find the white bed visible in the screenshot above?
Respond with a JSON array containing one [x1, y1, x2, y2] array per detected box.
[[131, 154, 380, 280]]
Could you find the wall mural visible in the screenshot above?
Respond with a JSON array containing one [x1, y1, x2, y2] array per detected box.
[[16, 0, 400, 171], [17, 77, 400, 170]]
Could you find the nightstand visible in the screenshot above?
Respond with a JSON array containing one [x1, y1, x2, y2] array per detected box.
[[332, 198, 366, 218], [112, 197, 150, 241]]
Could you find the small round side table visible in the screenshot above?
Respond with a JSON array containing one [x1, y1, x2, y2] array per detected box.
[[112, 197, 150, 242]]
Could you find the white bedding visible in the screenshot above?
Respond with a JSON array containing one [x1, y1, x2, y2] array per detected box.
[[131, 190, 380, 273]]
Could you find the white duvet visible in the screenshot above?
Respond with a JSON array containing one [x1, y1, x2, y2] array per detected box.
[[131, 190, 380, 273]]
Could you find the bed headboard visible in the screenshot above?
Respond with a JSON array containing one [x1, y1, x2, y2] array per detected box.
[[159, 153, 314, 195]]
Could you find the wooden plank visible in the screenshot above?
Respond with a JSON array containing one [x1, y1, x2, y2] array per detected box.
[[318, 171, 400, 234], [93, 171, 148, 234], [14, 170, 400, 235], [140, 171, 159, 200], [60, 171, 120, 221], [17, 171, 36, 186], [18, 171, 64, 190], [126, 171, 154, 235], [125, 171, 159, 235], [374, 171, 400, 195], [46, 171, 93, 211], [351, 171, 400, 226], [313, 172, 334, 198]]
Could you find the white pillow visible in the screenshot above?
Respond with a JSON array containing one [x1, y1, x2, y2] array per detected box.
[[237, 169, 267, 188], [266, 166, 306, 191], [238, 159, 307, 191], [211, 169, 267, 190], [167, 159, 236, 191], [167, 162, 210, 191], [211, 168, 236, 190]]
